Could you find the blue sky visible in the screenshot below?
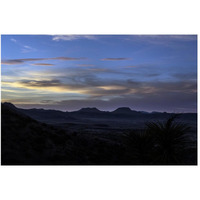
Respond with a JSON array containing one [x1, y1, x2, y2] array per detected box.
[[1, 35, 197, 112]]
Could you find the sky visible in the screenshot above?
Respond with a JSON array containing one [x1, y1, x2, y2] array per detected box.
[[1, 35, 197, 112]]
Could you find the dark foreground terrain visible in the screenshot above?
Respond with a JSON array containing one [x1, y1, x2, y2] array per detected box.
[[1, 103, 197, 165]]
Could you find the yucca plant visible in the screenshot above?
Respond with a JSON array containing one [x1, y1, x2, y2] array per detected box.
[[123, 130, 155, 164], [124, 115, 192, 165], [146, 115, 191, 164]]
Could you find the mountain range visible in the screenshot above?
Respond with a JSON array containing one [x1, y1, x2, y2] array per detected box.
[[2, 102, 197, 125], [1, 102, 197, 165]]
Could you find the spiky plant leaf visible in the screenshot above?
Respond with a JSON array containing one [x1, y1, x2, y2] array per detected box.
[[145, 115, 191, 164]]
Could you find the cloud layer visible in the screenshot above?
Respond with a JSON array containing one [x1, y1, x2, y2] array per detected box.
[[2, 66, 197, 112], [125, 35, 197, 46], [52, 35, 97, 41], [1, 57, 86, 65]]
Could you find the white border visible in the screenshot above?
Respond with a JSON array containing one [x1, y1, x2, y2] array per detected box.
[[0, 1, 199, 200]]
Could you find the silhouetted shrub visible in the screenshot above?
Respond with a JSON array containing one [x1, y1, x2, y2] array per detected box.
[[124, 115, 195, 165]]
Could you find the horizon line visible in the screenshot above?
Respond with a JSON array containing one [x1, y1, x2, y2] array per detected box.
[[1, 102, 197, 114]]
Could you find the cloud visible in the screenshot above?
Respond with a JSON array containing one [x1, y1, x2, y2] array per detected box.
[[22, 45, 37, 53], [3, 74, 197, 112], [52, 57, 85, 61], [52, 35, 97, 41], [125, 35, 197, 46], [19, 58, 46, 61], [172, 73, 197, 81], [31, 63, 55, 66], [40, 100, 56, 104], [164, 35, 197, 41], [101, 58, 129, 61], [87, 68, 111, 72], [136, 35, 197, 41], [20, 79, 62, 87], [15, 88, 196, 112], [1, 58, 46, 65], [9, 38, 37, 53], [1, 57, 86, 65], [124, 65, 138, 68], [1, 59, 25, 65], [3, 79, 89, 94], [3, 72, 196, 101], [77, 64, 95, 67], [10, 38, 17, 43], [52, 35, 197, 43]]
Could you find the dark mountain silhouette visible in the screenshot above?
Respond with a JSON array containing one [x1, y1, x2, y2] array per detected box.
[[111, 107, 142, 119], [70, 107, 109, 119], [1, 102, 74, 164], [140, 111, 149, 114], [112, 107, 140, 115], [3, 102, 17, 109], [2, 102, 197, 129], [112, 107, 133, 113], [1, 102, 197, 165], [18, 107, 76, 123], [77, 107, 102, 113], [3, 102, 197, 121], [1, 103, 127, 165]]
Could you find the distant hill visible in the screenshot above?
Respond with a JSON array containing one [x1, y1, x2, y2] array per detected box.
[[112, 107, 132, 113], [2, 102, 17, 109], [18, 107, 76, 123], [2, 102, 197, 125], [77, 107, 102, 113], [112, 107, 140, 114]]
